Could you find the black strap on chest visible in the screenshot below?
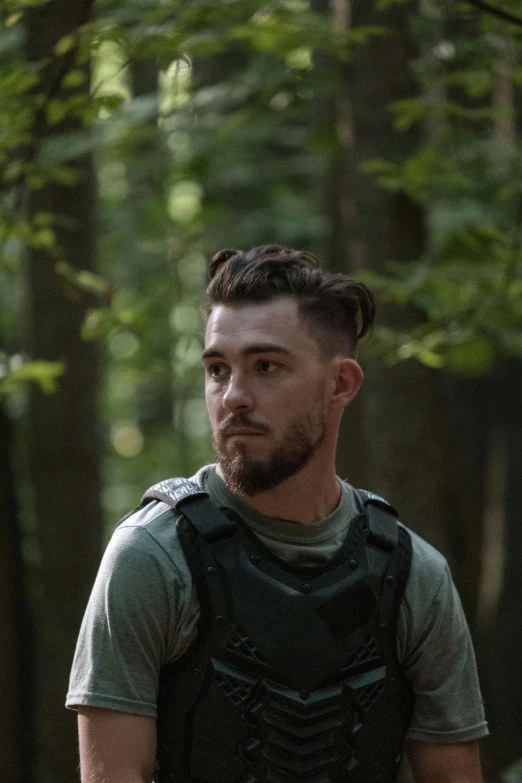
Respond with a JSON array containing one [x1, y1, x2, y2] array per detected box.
[[356, 489, 399, 552], [143, 479, 399, 554], [142, 478, 235, 542]]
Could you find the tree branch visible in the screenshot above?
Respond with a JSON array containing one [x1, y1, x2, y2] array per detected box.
[[465, 0, 522, 28]]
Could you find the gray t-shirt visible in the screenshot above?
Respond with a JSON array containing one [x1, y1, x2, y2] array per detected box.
[[67, 465, 488, 743]]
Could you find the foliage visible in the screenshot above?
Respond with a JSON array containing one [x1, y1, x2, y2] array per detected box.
[[0, 0, 347, 522], [356, 0, 522, 373], [2, 0, 522, 527], [0, 3, 67, 400], [504, 759, 522, 783], [0, 354, 65, 396]]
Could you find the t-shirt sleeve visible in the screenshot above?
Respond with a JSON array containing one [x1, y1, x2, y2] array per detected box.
[[397, 531, 488, 743], [66, 518, 198, 718]]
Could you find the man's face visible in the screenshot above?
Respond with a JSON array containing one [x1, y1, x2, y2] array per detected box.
[[203, 297, 330, 496]]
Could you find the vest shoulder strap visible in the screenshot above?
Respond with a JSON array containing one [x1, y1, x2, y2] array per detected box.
[[142, 478, 235, 543], [356, 488, 399, 553]]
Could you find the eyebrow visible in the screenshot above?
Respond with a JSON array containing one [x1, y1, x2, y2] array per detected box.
[[201, 343, 295, 361]]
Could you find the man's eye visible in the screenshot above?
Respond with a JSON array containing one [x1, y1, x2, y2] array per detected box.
[[257, 360, 279, 373], [208, 364, 226, 378]]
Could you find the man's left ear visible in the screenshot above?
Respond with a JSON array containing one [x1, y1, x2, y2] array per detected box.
[[329, 358, 363, 411]]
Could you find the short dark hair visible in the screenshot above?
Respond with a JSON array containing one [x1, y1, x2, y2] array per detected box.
[[203, 244, 375, 358]]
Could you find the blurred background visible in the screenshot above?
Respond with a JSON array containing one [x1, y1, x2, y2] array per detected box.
[[1, 0, 522, 781]]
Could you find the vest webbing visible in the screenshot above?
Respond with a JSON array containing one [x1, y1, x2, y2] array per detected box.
[[141, 479, 414, 783]]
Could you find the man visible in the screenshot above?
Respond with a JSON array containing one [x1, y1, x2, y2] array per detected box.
[[67, 245, 488, 783]]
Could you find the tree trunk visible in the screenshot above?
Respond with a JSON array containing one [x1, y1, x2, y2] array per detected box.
[[317, 0, 457, 555], [24, 3, 102, 781], [309, 0, 369, 489], [0, 404, 34, 783], [441, 376, 494, 625], [317, 7, 495, 781], [484, 50, 522, 775], [487, 365, 522, 774], [128, 57, 174, 429]]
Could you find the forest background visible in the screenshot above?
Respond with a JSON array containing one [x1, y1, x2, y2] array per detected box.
[[2, 0, 522, 781]]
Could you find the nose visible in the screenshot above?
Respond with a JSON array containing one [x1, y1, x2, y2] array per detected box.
[[222, 372, 254, 413]]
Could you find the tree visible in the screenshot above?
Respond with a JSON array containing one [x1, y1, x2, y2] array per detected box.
[[23, 2, 103, 781], [0, 403, 33, 783], [317, 0, 459, 564]]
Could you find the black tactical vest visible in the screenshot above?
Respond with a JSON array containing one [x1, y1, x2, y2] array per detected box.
[[141, 479, 414, 783]]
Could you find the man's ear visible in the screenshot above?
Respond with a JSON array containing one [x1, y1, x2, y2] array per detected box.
[[329, 358, 363, 412]]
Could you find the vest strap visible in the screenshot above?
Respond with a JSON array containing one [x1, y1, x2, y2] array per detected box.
[[357, 490, 398, 552], [155, 482, 413, 783], [142, 478, 235, 542]]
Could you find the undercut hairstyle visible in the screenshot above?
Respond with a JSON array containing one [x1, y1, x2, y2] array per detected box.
[[203, 244, 376, 358]]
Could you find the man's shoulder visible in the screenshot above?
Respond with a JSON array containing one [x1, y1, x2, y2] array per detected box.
[[398, 524, 454, 638], [116, 499, 176, 532], [112, 465, 214, 549], [404, 525, 448, 575], [350, 484, 449, 596], [350, 484, 446, 559]]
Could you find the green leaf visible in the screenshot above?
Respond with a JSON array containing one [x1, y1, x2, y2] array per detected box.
[[46, 100, 68, 125], [61, 69, 86, 89], [31, 228, 56, 249], [26, 173, 46, 190], [55, 262, 113, 299], [51, 166, 80, 186], [54, 34, 76, 56], [82, 307, 114, 341], [0, 360, 66, 396], [390, 97, 428, 131], [6, 11, 22, 26], [417, 350, 445, 369], [446, 335, 496, 377], [360, 158, 401, 190]]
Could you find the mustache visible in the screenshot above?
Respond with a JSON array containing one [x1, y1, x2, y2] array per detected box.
[[218, 414, 270, 435]]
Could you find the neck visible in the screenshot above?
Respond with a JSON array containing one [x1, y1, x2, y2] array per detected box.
[[218, 450, 341, 524]]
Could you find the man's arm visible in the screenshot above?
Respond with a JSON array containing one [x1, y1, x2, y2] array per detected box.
[[405, 739, 483, 783], [77, 706, 156, 783]]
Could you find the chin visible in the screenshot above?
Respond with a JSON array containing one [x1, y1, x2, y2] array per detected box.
[[229, 437, 268, 454], [229, 446, 266, 464]]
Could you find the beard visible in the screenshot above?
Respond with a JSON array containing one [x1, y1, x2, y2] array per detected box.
[[212, 400, 326, 497]]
